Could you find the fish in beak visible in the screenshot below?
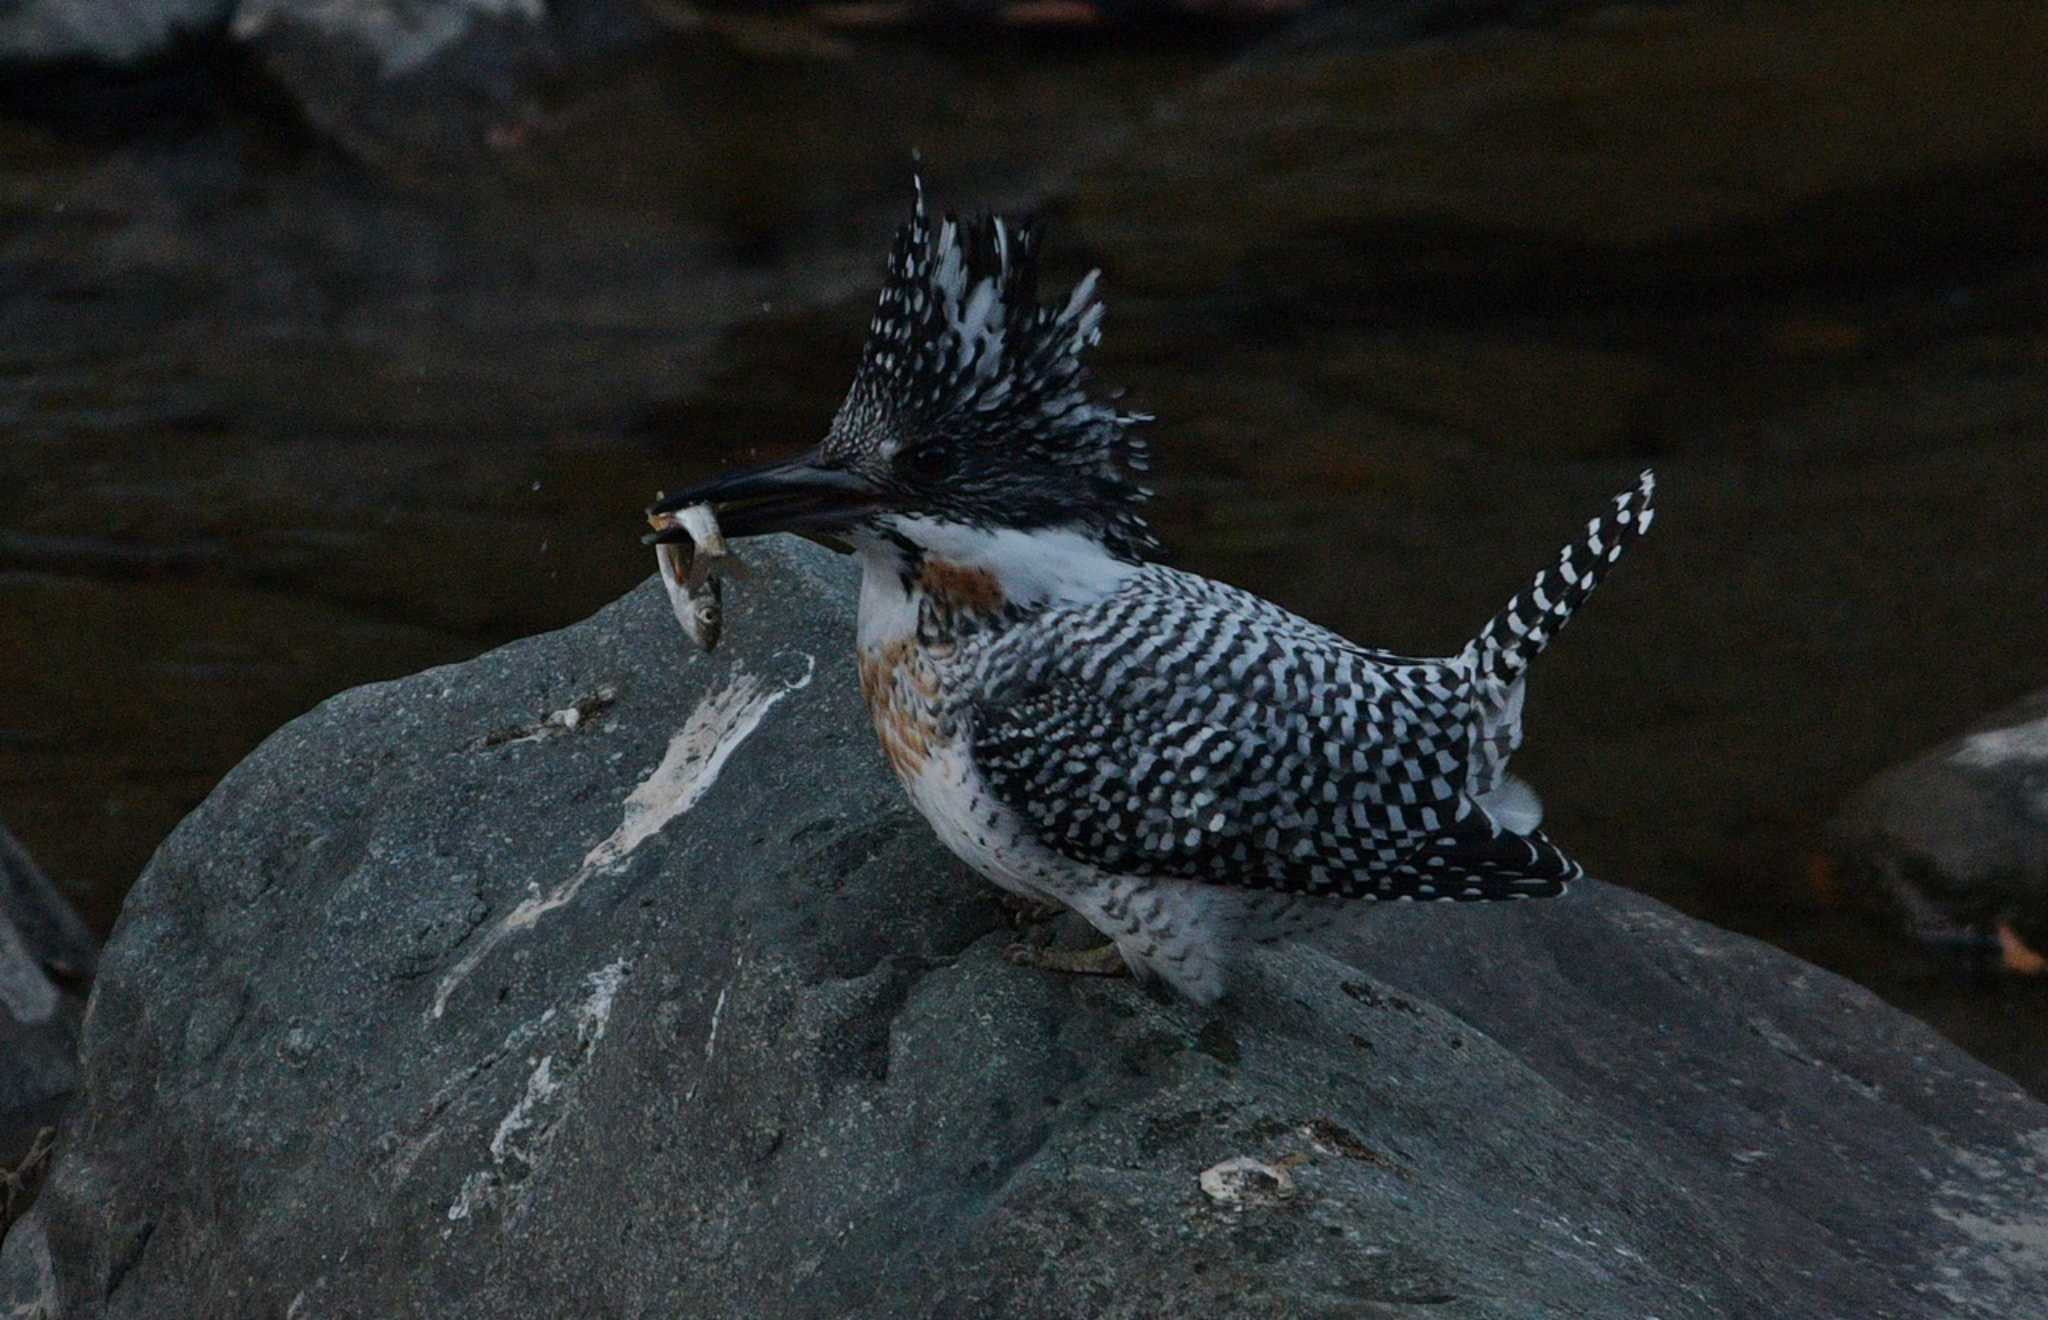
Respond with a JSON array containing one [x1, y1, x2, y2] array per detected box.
[[644, 452, 885, 546]]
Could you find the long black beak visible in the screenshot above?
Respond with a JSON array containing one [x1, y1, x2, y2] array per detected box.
[[644, 452, 886, 543]]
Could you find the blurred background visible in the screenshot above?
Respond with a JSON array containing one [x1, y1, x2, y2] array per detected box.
[[1, 0, 2042, 1092]]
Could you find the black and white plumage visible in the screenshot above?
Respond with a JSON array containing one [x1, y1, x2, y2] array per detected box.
[[826, 176, 1160, 562], [650, 181, 1656, 1003]]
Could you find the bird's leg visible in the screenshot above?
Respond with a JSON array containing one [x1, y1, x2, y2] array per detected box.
[[1003, 940, 1130, 978], [997, 893, 1066, 929]]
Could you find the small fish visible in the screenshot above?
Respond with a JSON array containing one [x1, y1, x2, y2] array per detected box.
[[647, 500, 741, 653]]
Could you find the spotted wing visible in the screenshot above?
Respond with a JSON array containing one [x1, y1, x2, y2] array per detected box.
[[968, 567, 1580, 900]]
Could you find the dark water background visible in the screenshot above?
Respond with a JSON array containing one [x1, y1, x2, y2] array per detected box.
[[3, 5, 2044, 1091]]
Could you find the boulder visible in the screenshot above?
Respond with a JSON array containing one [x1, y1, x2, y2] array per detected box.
[[0, 826, 97, 998], [0, 824, 94, 1173], [4, 538, 2045, 1317], [0, 0, 650, 167], [1828, 690, 2048, 973], [0, 0, 230, 66], [226, 0, 655, 172], [231, 0, 552, 79]]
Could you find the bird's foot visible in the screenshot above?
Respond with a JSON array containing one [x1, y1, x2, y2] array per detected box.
[[1003, 940, 1130, 978], [997, 893, 1067, 929]]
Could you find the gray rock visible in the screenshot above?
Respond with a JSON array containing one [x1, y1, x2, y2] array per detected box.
[[231, 0, 549, 79], [0, 826, 96, 999], [0, 824, 92, 1171], [1829, 689, 2048, 972], [226, 0, 654, 171], [0, 0, 230, 66], [6, 538, 2046, 1317], [0, 967, 77, 1176]]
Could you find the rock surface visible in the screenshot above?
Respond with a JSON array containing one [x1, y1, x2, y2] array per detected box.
[[4, 539, 2047, 1318], [0, 0, 230, 66], [0, 823, 93, 1171], [1829, 690, 2048, 973], [229, 0, 654, 172], [1, 0, 650, 169], [231, 0, 551, 77]]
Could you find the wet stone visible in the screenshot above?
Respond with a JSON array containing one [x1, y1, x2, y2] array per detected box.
[[1829, 689, 2048, 975]]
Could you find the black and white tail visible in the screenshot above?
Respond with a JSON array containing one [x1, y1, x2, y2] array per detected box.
[[1373, 472, 1657, 903], [1464, 469, 1656, 706], [1461, 470, 1656, 806]]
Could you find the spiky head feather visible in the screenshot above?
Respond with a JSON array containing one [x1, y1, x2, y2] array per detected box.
[[823, 177, 1161, 561]]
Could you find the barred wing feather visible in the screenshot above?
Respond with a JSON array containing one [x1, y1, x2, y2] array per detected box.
[[968, 567, 1580, 901]]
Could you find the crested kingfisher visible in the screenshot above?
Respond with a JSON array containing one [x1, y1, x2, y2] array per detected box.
[[650, 181, 1655, 1003]]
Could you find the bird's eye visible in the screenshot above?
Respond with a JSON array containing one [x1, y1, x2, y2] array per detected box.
[[900, 444, 949, 480]]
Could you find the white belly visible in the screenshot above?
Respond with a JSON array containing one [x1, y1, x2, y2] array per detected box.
[[899, 738, 1066, 904]]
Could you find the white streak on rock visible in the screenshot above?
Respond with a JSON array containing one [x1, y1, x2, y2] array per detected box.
[[489, 1055, 558, 1164], [585, 666, 803, 869], [687, 956, 741, 1103], [431, 660, 813, 1019], [705, 983, 730, 1063], [1953, 715, 2048, 769], [575, 958, 628, 1047], [445, 961, 635, 1225], [445, 1170, 494, 1223]]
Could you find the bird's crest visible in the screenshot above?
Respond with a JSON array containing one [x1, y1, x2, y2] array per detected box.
[[826, 176, 1161, 560]]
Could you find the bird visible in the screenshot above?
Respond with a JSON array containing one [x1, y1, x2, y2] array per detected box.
[[649, 180, 1655, 1004]]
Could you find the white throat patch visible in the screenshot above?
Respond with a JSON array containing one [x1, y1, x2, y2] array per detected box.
[[853, 518, 1136, 648]]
